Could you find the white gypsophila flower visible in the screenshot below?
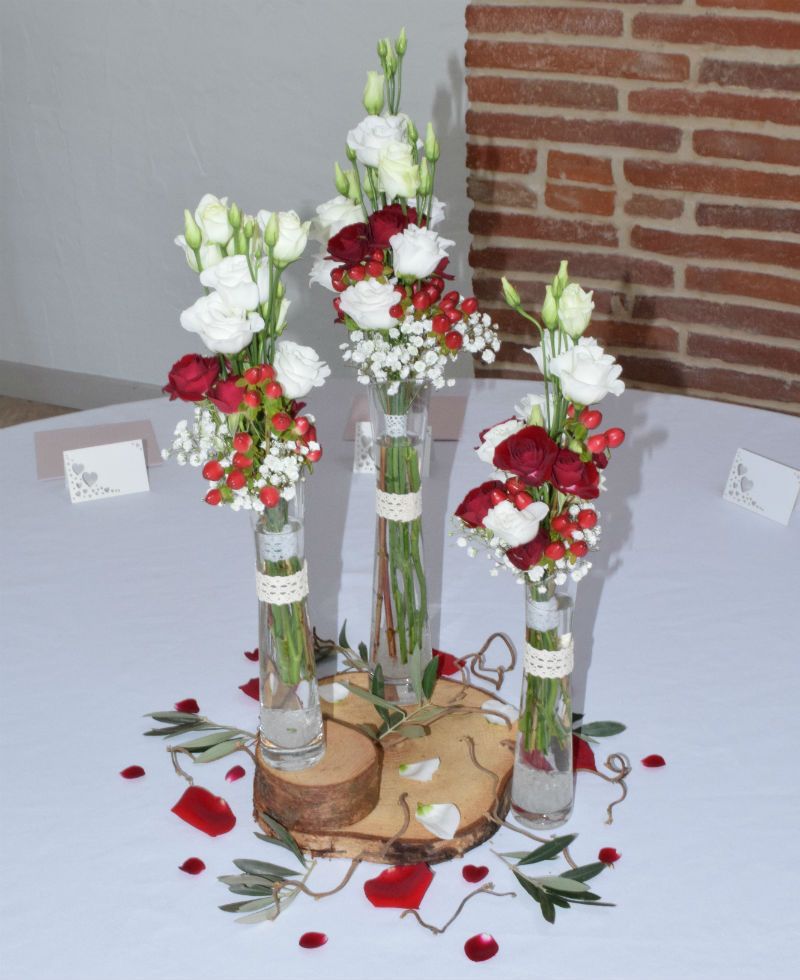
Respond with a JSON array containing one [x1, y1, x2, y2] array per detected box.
[[194, 194, 232, 245], [273, 340, 330, 399], [482, 499, 549, 548], [174, 235, 224, 273], [557, 282, 595, 339], [378, 141, 420, 201], [549, 336, 625, 405], [346, 113, 408, 168], [339, 278, 399, 330], [199, 255, 270, 311], [476, 417, 524, 465], [309, 195, 364, 242], [256, 210, 310, 264], [180, 292, 264, 355], [390, 225, 454, 280]]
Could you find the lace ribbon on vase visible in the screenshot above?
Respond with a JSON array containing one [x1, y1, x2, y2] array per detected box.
[[384, 414, 409, 437], [527, 596, 560, 632], [523, 637, 574, 679], [255, 563, 309, 606], [375, 488, 422, 522]]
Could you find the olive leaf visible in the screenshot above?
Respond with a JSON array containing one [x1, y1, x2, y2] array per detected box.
[[421, 658, 439, 701], [515, 834, 577, 866], [338, 620, 349, 650], [579, 721, 626, 738], [256, 812, 308, 867]]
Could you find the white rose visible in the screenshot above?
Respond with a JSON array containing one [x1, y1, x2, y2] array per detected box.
[[514, 392, 553, 426], [199, 255, 269, 311], [476, 417, 524, 464], [483, 499, 549, 548], [194, 194, 232, 245], [180, 292, 263, 355], [308, 251, 339, 292], [403, 196, 446, 229], [549, 337, 625, 405], [256, 209, 310, 264], [338, 278, 399, 330], [273, 341, 331, 399], [174, 235, 224, 273], [390, 225, 455, 280], [524, 333, 574, 378], [310, 196, 364, 242], [557, 283, 595, 339], [378, 142, 420, 201], [346, 113, 408, 168]]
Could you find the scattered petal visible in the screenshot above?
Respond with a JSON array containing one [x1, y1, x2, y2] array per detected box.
[[179, 857, 206, 875], [482, 699, 518, 726], [363, 864, 434, 909], [244, 647, 259, 662], [120, 765, 145, 779], [641, 754, 666, 768], [318, 682, 350, 703], [572, 734, 598, 773], [239, 677, 259, 701], [225, 765, 246, 783], [598, 847, 621, 865], [433, 649, 465, 677], [465, 934, 499, 962], [398, 757, 440, 782], [415, 802, 461, 840], [174, 698, 200, 714], [171, 786, 236, 837], [299, 931, 328, 949], [462, 864, 489, 883], [518, 746, 553, 772]]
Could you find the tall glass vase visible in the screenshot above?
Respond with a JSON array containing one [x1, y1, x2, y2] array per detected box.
[[253, 483, 325, 771], [368, 380, 432, 704], [511, 577, 575, 828]]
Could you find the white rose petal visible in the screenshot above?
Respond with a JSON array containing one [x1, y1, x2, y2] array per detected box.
[[174, 235, 223, 273], [476, 417, 524, 465], [482, 699, 519, 726], [180, 292, 263, 355], [483, 499, 549, 548], [415, 802, 460, 840], [346, 113, 408, 168], [339, 278, 399, 330], [318, 682, 350, 703], [390, 225, 454, 281], [308, 250, 339, 292], [199, 255, 269, 311], [524, 333, 574, 379], [549, 337, 625, 405], [398, 757, 440, 782], [273, 340, 330, 399], [310, 195, 364, 242], [256, 209, 310, 264], [194, 193, 232, 245], [378, 141, 420, 201]]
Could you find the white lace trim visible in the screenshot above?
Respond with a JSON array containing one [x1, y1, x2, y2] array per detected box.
[[527, 596, 559, 632], [376, 488, 422, 522], [256, 531, 299, 561], [524, 637, 574, 679], [255, 563, 309, 605], [385, 414, 408, 437]]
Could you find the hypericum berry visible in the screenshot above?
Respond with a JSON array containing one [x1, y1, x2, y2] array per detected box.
[[445, 308, 462, 324], [513, 491, 533, 510], [544, 541, 566, 560], [580, 409, 602, 430], [430, 276, 444, 292], [293, 416, 310, 436], [370, 248, 384, 263], [606, 427, 626, 448], [271, 412, 292, 432], [442, 290, 460, 306], [306, 448, 322, 463], [265, 381, 283, 399], [233, 432, 252, 452], [202, 460, 224, 482], [424, 284, 440, 302], [261, 364, 275, 381], [432, 314, 449, 334], [204, 488, 222, 506], [259, 486, 280, 508], [389, 303, 404, 319], [244, 367, 262, 385], [578, 509, 598, 529], [331, 266, 345, 285], [564, 521, 581, 538], [332, 278, 347, 293], [333, 297, 343, 314], [306, 425, 317, 443], [570, 540, 589, 557], [505, 477, 526, 494], [348, 265, 366, 282], [366, 260, 384, 277], [226, 470, 246, 490], [444, 330, 463, 351], [488, 488, 507, 506], [461, 296, 478, 315], [566, 405, 575, 418], [412, 291, 431, 311], [551, 513, 570, 534], [243, 391, 260, 408], [587, 434, 607, 454], [394, 284, 406, 297], [232, 452, 252, 469]]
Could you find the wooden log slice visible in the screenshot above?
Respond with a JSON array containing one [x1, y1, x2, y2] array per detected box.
[[254, 672, 516, 865]]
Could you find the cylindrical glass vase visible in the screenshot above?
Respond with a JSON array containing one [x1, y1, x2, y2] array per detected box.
[[368, 380, 432, 704], [511, 577, 575, 828], [253, 483, 325, 771]]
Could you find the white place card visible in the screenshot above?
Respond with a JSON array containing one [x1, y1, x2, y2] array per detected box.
[[723, 448, 800, 526], [63, 440, 150, 504]]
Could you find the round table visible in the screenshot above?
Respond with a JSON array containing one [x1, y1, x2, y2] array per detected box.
[[1, 379, 798, 980]]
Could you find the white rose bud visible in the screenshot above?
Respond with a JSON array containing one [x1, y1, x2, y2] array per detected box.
[[378, 141, 420, 201], [273, 340, 331, 399], [476, 418, 524, 464], [549, 337, 625, 405], [483, 499, 549, 548], [542, 285, 558, 330], [346, 114, 408, 168], [338, 278, 400, 330], [199, 255, 269, 311], [257, 210, 310, 265], [389, 225, 454, 281], [183, 209, 202, 250], [174, 235, 223, 273], [180, 292, 263, 355], [194, 194, 232, 245], [363, 71, 385, 115], [557, 282, 595, 339]]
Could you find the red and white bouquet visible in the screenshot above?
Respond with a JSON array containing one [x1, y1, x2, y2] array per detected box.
[[163, 195, 329, 512]]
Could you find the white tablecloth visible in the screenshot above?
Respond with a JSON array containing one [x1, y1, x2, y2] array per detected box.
[[1, 379, 799, 980]]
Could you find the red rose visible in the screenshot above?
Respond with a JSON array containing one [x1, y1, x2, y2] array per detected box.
[[506, 528, 549, 571], [163, 354, 219, 402], [493, 426, 559, 487], [455, 480, 506, 528], [368, 205, 418, 249], [327, 222, 369, 264], [552, 449, 600, 500], [208, 376, 245, 414]]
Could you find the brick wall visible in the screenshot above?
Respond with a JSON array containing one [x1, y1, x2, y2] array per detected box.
[[464, 0, 800, 415]]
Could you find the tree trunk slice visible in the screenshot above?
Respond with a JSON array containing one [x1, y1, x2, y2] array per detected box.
[[254, 672, 515, 865]]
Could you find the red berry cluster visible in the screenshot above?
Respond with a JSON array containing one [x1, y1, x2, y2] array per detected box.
[[546, 509, 597, 560], [576, 407, 625, 455]]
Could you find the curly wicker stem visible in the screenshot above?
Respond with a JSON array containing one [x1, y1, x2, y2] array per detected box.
[[400, 884, 516, 935]]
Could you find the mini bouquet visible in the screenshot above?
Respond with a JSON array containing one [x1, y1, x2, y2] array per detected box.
[[453, 262, 626, 826]]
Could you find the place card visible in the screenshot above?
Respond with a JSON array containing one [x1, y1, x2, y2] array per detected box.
[[35, 419, 161, 479], [723, 448, 800, 526], [63, 440, 150, 504]]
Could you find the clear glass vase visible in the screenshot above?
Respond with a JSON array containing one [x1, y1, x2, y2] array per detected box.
[[367, 380, 432, 704], [253, 483, 325, 771], [511, 577, 575, 828]]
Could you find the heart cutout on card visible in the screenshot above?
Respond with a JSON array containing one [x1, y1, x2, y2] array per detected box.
[[737, 463, 746, 476], [82, 471, 98, 487], [71, 462, 85, 475], [741, 476, 754, 493]]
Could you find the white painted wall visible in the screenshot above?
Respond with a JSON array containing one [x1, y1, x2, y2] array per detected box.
[[0, 0, 472, 391]]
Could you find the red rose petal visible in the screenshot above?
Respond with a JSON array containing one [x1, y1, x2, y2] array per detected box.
[[519, 746, 553, 772], [572, 734, 598, 773], [465, 934, 499, 962], [179, 857, 206, 875], [171, 786, 237, 837], [642, 754, 666, 768], [120, 765, 145, 779], [433, 649, 466, 677], [462, 864, 489, 883], [225, 765, 246, 783], [598, 847, 621, 865], [174, 698, 200, 714], [244, 647, 259, 662], [299, 932, 328, 949], [239, 677, 259, 700], [363, 864, 434, 909]]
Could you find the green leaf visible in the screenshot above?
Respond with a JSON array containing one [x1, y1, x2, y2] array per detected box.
[[516, 834, 577, 866], [371, 664, 385, 701], [145, 711, 206, 724], [194, 739, 244, 762], [548, 893, 571, 910], [257, 813, 307, 867], [539, 892, 557, 923], [142, 722, 209, 738], [225, 884, 275, 897], [235, 887, 299, 923], [562, 862, 605, 883], [338, 620, 349, 649], [355, 723, 379, 740], [221, 896, 276, 915], [233, 859, 299, 879], [219, 874, 275, 888], [421, 658, 439, 701], [178, 730, 239, 751], [408, 704, 447, 727], [346, 683, 400, 713], [579, 721, 626, 738], [396, 724, 427, 739], [358, 641, 369, 662], [536, 876, 590, 895]]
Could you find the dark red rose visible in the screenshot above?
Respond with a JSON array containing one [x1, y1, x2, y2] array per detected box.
[[506, 528, 549, 571], [163, 354, 219, 402], [207, 376, 245, 414], [493, 426, 559, 487], [327, 222, 369, 263], [455, 480, 506, 528], [552, 449, 600, 500], [368, 204, 417, 248]]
